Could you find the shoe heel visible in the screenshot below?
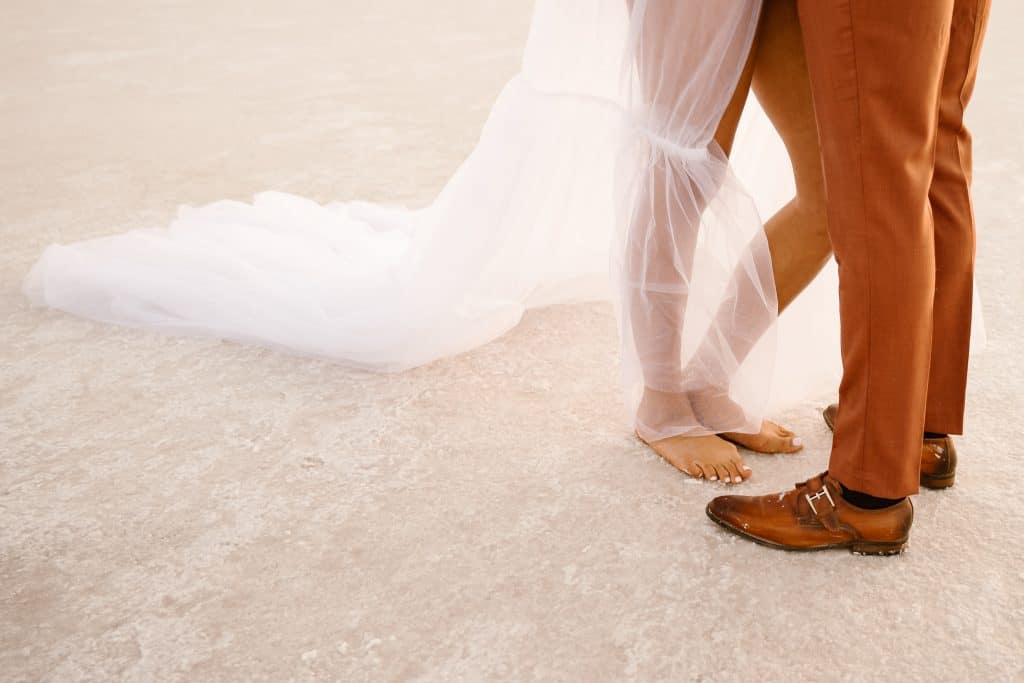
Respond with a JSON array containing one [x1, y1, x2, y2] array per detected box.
[[850, 540, 907, 556], [920, 473, 955, 490]]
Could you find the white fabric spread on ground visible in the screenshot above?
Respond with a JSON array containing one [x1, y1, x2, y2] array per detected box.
[[25, 0, 838, 437]]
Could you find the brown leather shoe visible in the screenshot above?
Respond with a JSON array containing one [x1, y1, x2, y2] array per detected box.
[[706, 472, 913, 555], [822, 404, 957, 490]]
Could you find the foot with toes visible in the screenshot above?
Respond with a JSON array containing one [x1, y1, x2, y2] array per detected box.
[[722, 420, 803, 454], [635, 386, 801, 484], [637, 432, 752, 484]]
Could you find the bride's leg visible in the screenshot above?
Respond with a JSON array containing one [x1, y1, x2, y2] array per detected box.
[[629, 10, 760, 485], [753, 0, 832, 313], [697, 0, 833, 453]]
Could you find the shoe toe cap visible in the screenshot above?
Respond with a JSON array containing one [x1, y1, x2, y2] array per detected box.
[[706, 495, 741, 526]]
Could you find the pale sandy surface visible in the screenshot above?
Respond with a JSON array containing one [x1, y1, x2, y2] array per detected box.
[[2, 1, 1023, 680]]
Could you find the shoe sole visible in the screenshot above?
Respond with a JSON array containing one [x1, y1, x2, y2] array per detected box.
[[821, 407, 954, 491], [920, 473, 956, 489], [705, 504, 908, 556]]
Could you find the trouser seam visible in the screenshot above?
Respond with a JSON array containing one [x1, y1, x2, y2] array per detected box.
[[843, 0, 871, 476]]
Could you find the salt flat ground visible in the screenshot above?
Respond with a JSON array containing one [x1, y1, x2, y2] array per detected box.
[[2, 1, 1022, 680]]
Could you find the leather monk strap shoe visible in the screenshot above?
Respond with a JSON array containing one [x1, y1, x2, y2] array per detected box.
[[706, 472, 913, 555], [822, 404, 957, 490]]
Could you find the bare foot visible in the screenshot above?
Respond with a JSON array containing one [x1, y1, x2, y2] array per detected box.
[[684, 386, 804, 455], [637, 432, 752, 484], [721, 420, 803, 454]]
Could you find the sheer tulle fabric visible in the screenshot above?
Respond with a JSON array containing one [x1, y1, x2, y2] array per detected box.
[[615, 1, 772, 439], [27, 0, 805, 438]]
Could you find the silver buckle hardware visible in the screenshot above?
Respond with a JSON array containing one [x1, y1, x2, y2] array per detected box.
[[805, 486, 836, 515]]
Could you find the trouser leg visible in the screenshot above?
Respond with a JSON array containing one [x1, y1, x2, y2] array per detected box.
[[797, 0, 954, 498], [924, 0, 991, 435]]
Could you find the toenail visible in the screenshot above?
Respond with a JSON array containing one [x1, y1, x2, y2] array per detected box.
[[741, 465, 752, 472], [709, 476, 718, 481], [792, 437, 803, 447], [733, 477, 742, 483]]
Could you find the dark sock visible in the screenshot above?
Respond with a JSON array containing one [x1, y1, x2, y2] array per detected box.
[[840, 484, 905, 510], [924, 431, 947, 440]]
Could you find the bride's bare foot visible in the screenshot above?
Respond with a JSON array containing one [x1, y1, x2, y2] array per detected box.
[[683, 385, 804, 455], [722, 420, 803, 454], [637, 432, 752, 484]]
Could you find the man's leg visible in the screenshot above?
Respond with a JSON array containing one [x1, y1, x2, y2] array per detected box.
[[925, 0, 992, 436], [701, 1, 978, 554], [798, 0, 954, 499]]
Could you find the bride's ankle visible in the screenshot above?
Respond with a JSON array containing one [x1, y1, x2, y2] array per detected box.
[[637, 386, 700, 437], [687, 385, 751, 432]]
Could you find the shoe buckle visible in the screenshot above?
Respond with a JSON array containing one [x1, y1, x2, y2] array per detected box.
[[805, 486, 836, 515]]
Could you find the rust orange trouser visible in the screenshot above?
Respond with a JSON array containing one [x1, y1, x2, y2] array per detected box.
[[797, 0, 990, 498]]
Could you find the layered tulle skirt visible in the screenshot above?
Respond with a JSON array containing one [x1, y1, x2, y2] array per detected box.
[[26, 0, 866, 437]]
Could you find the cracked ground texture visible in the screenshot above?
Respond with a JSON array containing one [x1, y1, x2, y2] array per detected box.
[[2, 1, 1022, 680]]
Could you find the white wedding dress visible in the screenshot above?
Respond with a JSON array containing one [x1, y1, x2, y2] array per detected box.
[[25, 0, 919, 437]]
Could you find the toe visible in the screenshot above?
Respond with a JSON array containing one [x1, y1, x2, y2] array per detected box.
[[734, 457, 753, 481], [723, 461, 744, 485], [777, 433, 803, 454], [683, 461, 705, 479], [763, 422, 803, 454], [766, 422, 803, 453], [697, 463, 718, 481], [713, 464, 732, 483]]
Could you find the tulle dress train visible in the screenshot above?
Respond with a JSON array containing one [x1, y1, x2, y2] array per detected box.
[[26, 0, 857, 437]]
